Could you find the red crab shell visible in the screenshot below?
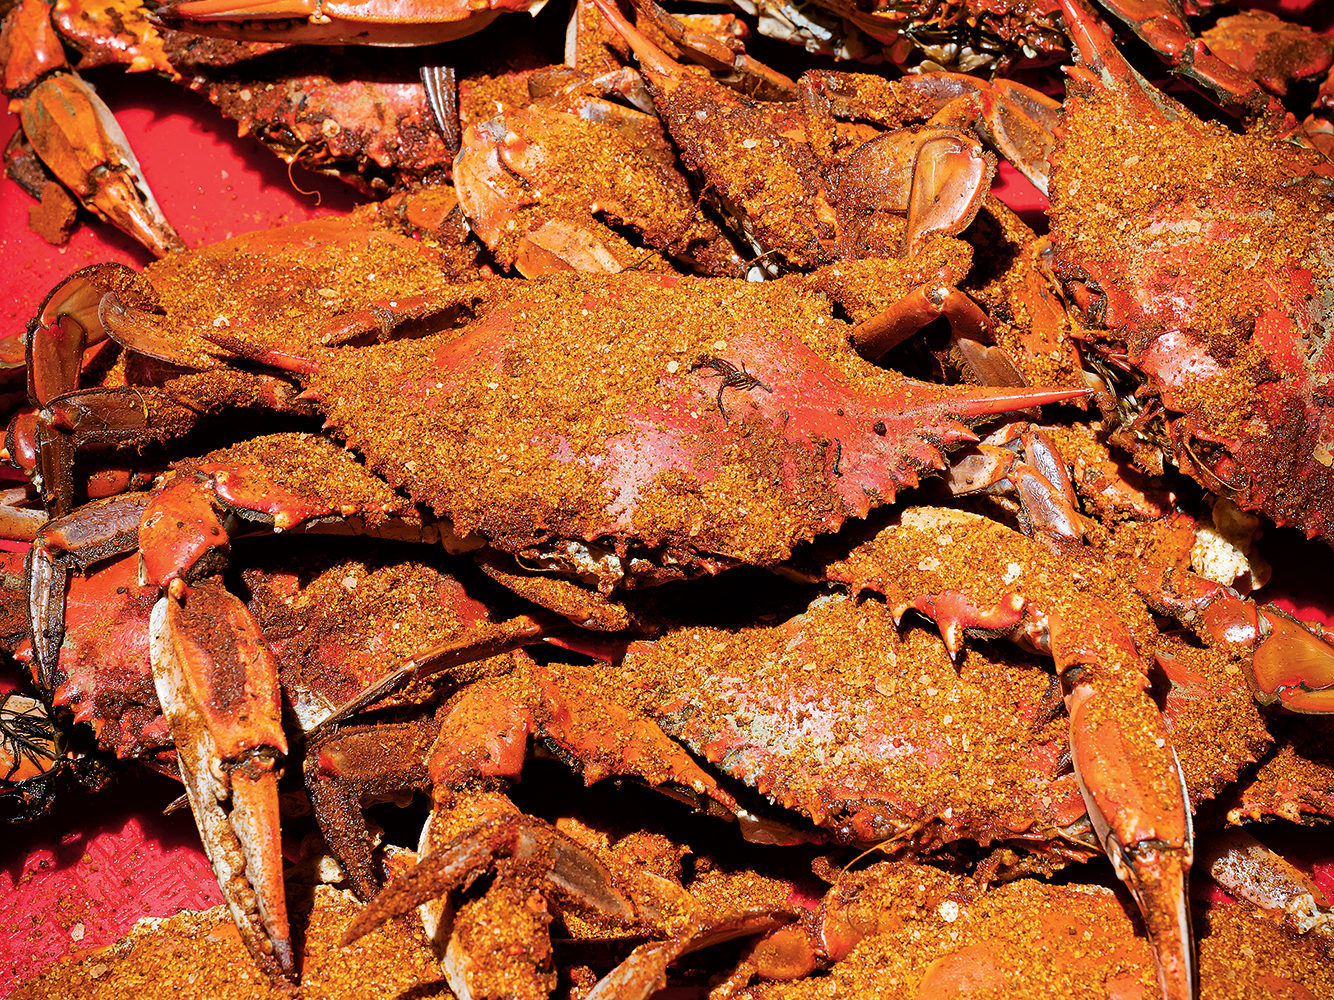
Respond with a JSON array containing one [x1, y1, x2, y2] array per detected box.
[[293, 270, 1082, 591], [1048, 0, 1334, 539], [618, 590, 1095, 856], [28, 553, 167, 759]]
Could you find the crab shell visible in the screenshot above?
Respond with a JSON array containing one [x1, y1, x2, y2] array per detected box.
[[291, 270, 1082, 588], [617, 590, 1097, 855], [1048, 0, 1334, 540], [85, 231, 1082, 599]]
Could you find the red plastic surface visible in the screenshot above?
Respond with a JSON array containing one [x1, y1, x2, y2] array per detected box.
[[2, 53, 1333, 998]]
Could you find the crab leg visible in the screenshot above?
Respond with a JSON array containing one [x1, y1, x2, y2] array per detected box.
[[1086, 0, 1277, 113], [25, 492, 151, 692], [0, 501, 47, 543], [23, 264, 144, 408], [25, 441, 418, 981], [1061, 647, 1194, 1000], [345, 784, 792, 1000], [625, 0, 796, 99], [343, 801, 639, 948], [425, 660, 753, 829], [318, 646, 797, 916], [848, 282, 998, 365], [0, 694, 61, 799], [946, 419, 1334, 713], [4, 263, 192, 515], [128, 458, 410, 979], [154, 0, 543, 45], [299, 626, 567, 901], [304, 717, 439, 900], [946, 421, 1094, 547]]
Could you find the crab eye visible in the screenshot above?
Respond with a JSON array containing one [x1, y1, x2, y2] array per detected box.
[[1062, 279, 1106, 326]]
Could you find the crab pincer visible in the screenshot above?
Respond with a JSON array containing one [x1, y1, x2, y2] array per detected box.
[[20, 497, 293, 980], [1083, 0, 1289, 113], [944, 419, 1334, 718], [0, 0, 185, 256], [18, 75, 187, 257], [149, 580, 295, 981]]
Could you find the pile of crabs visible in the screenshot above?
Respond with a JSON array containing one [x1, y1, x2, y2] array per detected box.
[[3, 0, 1334, 995]]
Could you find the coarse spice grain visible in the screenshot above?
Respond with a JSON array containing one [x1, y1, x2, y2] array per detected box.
[[12, 885, 446, 1000], [729, 865, 1334, 999]]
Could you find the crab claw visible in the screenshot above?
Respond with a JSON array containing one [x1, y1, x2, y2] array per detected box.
[[1058, 0, 1268, 129], [1249, 608, 1334, 713], [154, 0, 546, 45], [23, 264, 146, 409], [1136, 563, 1334, 715], [1066, 681, 1195, 1000], [21, 74, 185, 258], [1080, 0, 1277, 113], [149, 583, 293, 982]]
